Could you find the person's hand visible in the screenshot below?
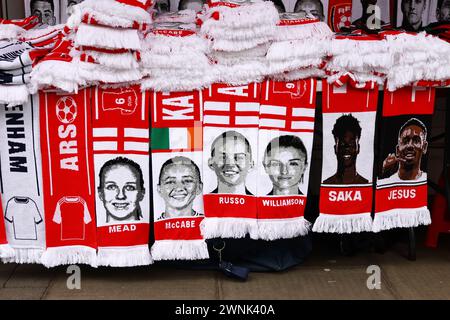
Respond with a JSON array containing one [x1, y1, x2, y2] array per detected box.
[[381, 153, 402, 178]]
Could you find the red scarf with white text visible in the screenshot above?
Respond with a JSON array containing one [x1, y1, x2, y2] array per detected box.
[[39, 89, 98, 267], [373, 86, 434, 232], [313, 81, 377, 234], [92, 85, 152, 266], [256, 79, 317, 240], [150, 90, 209, 260], [201, 83, 261, 240]]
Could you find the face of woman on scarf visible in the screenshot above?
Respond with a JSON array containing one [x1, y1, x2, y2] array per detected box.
[[99, 164, 144, 221], [264, 146, 307, 191], [158, 163, 202, 211], [209, 136, 254, 188]]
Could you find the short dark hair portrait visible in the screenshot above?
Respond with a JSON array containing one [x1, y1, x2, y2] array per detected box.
[[294, 0, 325, 21], [436, 0, 450, 22], [323, 114, 369, 185], [263, 135, 308, 196], [208, 130, 255, 195], [401, 0, 427, 31], [30, 0, 57, 26]]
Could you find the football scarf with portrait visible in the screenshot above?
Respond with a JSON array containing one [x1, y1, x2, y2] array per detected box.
[[0, 197, 14, 259], [39, 89, 98, 267], [201, 83, 261, 240], [150, 90, 209, 261], [373, 86, 434, 232], [313, 81, 377, 234], [92, 85, 152, 267], [0, 94, 46, 263], [256, 79, 317, 240]]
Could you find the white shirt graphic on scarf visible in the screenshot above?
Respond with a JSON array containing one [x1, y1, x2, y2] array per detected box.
[[4, 197, 43, 240]]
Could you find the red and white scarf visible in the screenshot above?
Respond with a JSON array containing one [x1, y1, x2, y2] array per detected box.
[[373, 86, 434, 232], [256, 79, 316, 240], [92, 84, 152, 266], [266, 16, 331, 81], [39, 89, 98, 267], [0, 197, 14, 259], [201, 83, 260, 239], [150, 90, 209, 260], [0, 16, 40, 40], [30, 38, 82, 93], [140, 24, 213, 92], [313, 81, 377, 233], [0, 94, 46, 263]]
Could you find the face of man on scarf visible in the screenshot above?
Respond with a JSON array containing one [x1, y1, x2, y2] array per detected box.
[[158, 163, 202, 213], [99, 164, 145, 222], [208, 136, 254, 188], [335, 131, 360, 168], [437, 0, 450, 22], [264, 146, 307, 192], [31, 0, 56, 26], [402, 0, 426, 28], [396, 124, 427, 170], [294, 0, 325, 21]]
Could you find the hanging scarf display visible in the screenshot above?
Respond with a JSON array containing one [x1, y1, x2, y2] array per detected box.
[[201, 83, 260, 239], [256, 79, 316, 240], [39, 89, 98, 267], [92, 84, 152, 266], [373, 86, 434, 232], [0, 197, 14, 259], [150, 90, 209, 260], [0, 94, 46, 263], [313, 81, 377, 233]]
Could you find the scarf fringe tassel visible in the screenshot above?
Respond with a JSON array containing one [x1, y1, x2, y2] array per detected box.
[[40, 246, 98, 268], [200, 217, 258, 239], [2, 248, 43, 264], [257, 217, 311, 240], [151, 240, 209, 261], [97, 246, 153, 267], [312, 213, 373, 234], [372, 207, 431, 233]]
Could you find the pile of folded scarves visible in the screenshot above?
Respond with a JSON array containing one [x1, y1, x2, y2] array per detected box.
[[199, 0, 279, 85], [140, 10, 213, 92], [383, 30, 450, 91], [266, 13, 332, 81], [325, 32, 391, 89], [32, 0, 154, 93], [0, 16, 62, 105]]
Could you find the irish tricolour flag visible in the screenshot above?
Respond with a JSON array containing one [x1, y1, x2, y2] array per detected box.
[[151, 127, 203, 151]]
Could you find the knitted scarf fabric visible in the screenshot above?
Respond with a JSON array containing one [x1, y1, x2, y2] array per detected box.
[[92, 84, 152, 266], [0, 16, 40, 40], [39, 89, 98, 267], [0, 94, 46, 263], [373, 86, 434, 232], [150, 90, 209, 260], [140, 23, 213, 92], [0, 197, 14, 259], [201, 83, 260, 239], [313, 81, 377, 233], [266, 16, 331, 81], [256, 79, 316, 240]]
